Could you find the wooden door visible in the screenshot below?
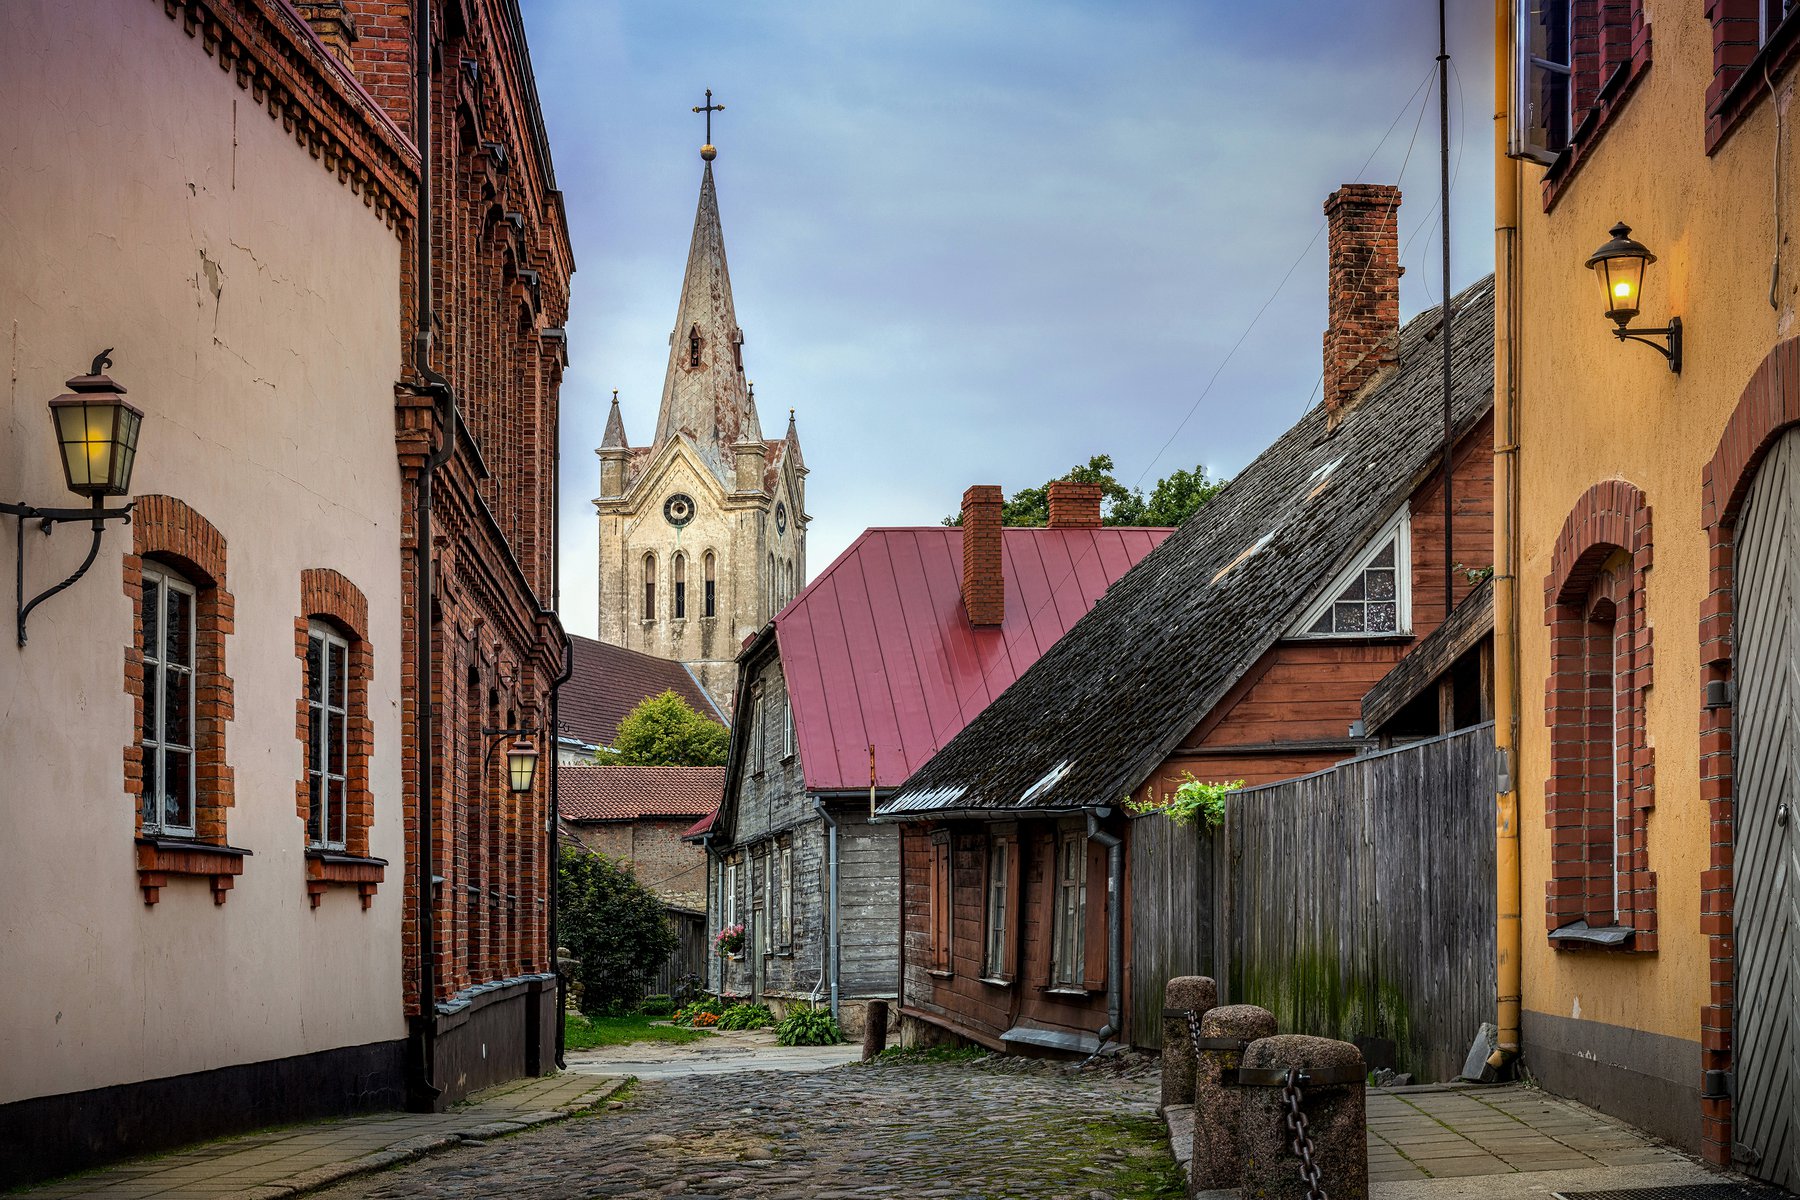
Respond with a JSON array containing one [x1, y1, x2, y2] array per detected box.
[[1733, 426, 1800, 1189]]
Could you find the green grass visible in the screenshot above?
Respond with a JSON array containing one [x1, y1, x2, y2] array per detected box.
[[563, 1011, 715, 1049], [870, 1044, 989, 1064], [1068, 1115, 1188, 1198]]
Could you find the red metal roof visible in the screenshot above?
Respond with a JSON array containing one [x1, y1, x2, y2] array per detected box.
[[775, 526, 1171, 794], [681, 811, 716, 840], [560, 764, 724, 822]]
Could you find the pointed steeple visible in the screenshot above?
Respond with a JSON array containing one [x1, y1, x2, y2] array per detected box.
[[784, 408, 805, 473], [654, 161, 762, 484], [601, 389, 628, 449]]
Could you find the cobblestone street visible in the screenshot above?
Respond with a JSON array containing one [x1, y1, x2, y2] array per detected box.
[[314, 1056, 1182, 1200]]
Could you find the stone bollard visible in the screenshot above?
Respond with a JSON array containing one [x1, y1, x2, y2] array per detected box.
[[1238, 1034, 1367, 1200], [1160, 975, 1219, 1112], [862, 999, 890, 1061], [1190, 1003, 1277, 1194]]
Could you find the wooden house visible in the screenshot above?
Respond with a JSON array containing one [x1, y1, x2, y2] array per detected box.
[[880, 185, 1497, 1055], [702, 495, 1169, 1034]]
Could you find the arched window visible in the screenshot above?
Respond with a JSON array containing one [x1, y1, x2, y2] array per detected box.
[[643, 552, 657, 620], [688, 324, 701, 368], [767, 553, 776, 615], [704, 551, 717, 618], [140, 561, 198, 837], [672, 553, 687, 620]]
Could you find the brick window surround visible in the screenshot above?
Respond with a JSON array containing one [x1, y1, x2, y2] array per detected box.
[[1704, 0, 1800, 152], [1696, 336, 1800, 1166], [295, 568, 383, 909], [124, 495, 243, 905], [1540, 0, 1653, 210], [1542, 480, 1657, 948]]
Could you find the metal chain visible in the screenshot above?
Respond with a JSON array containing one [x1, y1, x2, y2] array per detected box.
[[1184, 1007, 1203, 1052], [1281, 1068, 1329, 1200]]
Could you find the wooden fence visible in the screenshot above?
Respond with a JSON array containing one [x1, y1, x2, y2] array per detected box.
[[1130, 723, 1496, 1082], [644, 908, 709, 999]]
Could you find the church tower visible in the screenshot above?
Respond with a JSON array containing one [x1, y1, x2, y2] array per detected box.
[[596, 130, 808, 707]]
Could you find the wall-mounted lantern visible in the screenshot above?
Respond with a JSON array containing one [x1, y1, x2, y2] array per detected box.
[[1586, 223, 1682, 372], [1, 351, 142, 646], [482, 725, 540, 794]]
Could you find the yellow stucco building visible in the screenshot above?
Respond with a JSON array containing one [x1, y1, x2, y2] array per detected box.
[[1495, 0, 1800, 1182]]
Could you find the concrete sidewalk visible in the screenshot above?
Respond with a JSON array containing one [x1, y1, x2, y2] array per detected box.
[[14, 1072, 624, 1200]]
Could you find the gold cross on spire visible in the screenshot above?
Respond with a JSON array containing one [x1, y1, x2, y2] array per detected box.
[[693, 88, 724, 160]]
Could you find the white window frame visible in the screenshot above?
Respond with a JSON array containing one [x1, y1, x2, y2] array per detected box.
[[1763, 0, 1797, 46], [306, 620, 351, 850], [781, 692, 794, 760], [722, 856, 738, 930], [983, 837, 1009, 980], [1289, 505, 1412, 639], [141, 564, 198, 838], [778, 840, 793, 951], [1510, 0, 1574, 166], [752, 687, 766, 774]]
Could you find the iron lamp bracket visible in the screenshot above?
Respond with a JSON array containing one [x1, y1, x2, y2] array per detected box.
[[1612, 315, 1682, 373], [1, 497, 134, 647]]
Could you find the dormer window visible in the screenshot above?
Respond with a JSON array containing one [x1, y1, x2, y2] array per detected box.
[[688, 325, 702, 368], [1293, 506, 1411, 638]]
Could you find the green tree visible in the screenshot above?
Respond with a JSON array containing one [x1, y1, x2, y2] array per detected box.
[[557, 845, 679, 1015], [598, 690, 729, 766], [944, 454, 1225, 529]]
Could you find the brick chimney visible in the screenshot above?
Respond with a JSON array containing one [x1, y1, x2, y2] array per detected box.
[[961, 485, 1004, 627], [1322, 183, 1402, 425], [1047, 480, 1103, 529]]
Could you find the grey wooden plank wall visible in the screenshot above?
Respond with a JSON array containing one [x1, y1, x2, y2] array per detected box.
[[1131, 723, 1496, 1081]]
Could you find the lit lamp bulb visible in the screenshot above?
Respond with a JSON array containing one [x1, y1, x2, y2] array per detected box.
[[1586, 222, 1653, 327]]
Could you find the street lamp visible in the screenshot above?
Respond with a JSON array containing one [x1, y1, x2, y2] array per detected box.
[[1586, 223, 1682, 372], [506, 737, 540, 794], [2, 351, 142, 645]]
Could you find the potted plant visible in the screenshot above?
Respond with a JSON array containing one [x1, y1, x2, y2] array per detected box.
[[713, 923, 745, 958]]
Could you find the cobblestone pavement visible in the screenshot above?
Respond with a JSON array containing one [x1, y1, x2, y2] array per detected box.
[[314, 1055, 1185, 1200]]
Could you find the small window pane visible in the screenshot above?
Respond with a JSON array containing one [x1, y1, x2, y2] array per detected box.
[[1371, 541, 1395, 569], [166, 670, 192, 746], [328, 710, 346, 776], [330, 643, 347, 708], [1366, 569, 1396, 601], [1334, 602, 1366, 632], [166, 588, 193, 666], [1308, 612, 1334, 635], [1368, 602, 1398, 633], [306, 635, 324, 703], [1338, 576, 1366, 602], [330, 779, 348, 846], [142, 756, 160, 828], [142, 578, 161, 659], [308, 706, 323, 770], [141, 663, 162, 745], [307, 774, 323, 843], [164, 750, 192, 829]]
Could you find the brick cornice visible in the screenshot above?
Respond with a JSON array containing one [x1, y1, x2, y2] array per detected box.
[[155, 0, 419, 233]]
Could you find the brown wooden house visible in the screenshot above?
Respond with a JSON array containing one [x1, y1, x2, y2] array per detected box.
[[880, 184, 1497, 1056]]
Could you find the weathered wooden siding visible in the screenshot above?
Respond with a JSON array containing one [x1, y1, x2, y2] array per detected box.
[[644, 910, 708, 998], [837, 816, 900, 997], [1223, 723, 1496, 1081], [1128, 814, 1222, 1047]]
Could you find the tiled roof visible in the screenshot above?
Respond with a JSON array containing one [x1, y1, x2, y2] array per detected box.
[[769, 523, 1172, 794], [560, 764, 725, 822], [559, 635, 726, 751], [882, 278, 1496, 817]]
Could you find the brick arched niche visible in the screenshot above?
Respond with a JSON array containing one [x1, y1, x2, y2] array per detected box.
[[294, 569, 382, 908], [123, 495, 241, 904], [1695, 337, 1800, 1165], [1542, 480, 1657, 948]]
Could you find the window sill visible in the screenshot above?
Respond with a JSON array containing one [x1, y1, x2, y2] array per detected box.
[[764, 949, 794, 959], [927, 968, 955, 980], [136, 836, 253, 906], [305, 848, 387, 910], [1042, 985, 1096, 997], [1548, 920, 1637, 950], [979, 975, 1014, 989], [1708, 13, 1800, 153], [1542, 50, 1651, 211]]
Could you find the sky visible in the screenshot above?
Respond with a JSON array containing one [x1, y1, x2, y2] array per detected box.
[[521, 1, 1496, 640]]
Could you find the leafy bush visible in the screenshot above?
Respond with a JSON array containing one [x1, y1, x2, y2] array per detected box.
[[715, 1002, 776, 1031], [641, 994, 674, 1016], [556, 845, 679, 1017], [775, 1005, 842, 1046], [596, 690, 728, 766], [1126, 775, 1242, 830], [672, 994, 726, 1026]]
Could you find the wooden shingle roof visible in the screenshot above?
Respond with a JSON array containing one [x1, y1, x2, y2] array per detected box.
[[881, 278, 1496, 818]]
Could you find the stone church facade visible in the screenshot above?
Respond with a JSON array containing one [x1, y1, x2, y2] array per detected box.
[[596, 153, 806, 706]]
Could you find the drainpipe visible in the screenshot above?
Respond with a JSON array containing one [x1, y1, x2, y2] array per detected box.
[[813, 796, 841, 1023], [1087, 809, 1124, 1051], [406, 0, 455, 1111], [1489, 0, 1524, 1074], [547, 635, 572, 1067]]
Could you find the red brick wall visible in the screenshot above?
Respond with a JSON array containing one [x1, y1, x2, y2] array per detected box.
[[960, 485, 1004, 626], [1323, 184, 1401, 421], [1046, 480, 1103, 529], [563, 819, 709, 909]]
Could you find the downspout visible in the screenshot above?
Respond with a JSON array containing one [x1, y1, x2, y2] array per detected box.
[[547, 636, 572, 1068], [1087, 810, 1124, 1051], [813, 796, 840, 1023], [1489, 0, 1524, 1074], [407, 0, 454, 1110]]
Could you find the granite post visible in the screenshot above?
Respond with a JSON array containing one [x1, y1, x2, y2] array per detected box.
[[1191, 1003, 1277, 1194], [1160, 975, 1219, 1112], [1239, 1034, 1367, 1200]]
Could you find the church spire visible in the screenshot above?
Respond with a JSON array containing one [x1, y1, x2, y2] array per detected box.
[[601, 389, 628, 449], [653, 156, 762, 485]]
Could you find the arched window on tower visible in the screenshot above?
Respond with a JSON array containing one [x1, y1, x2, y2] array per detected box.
[[704, 552, 717, 618], [642, 552, 657, 621], [767, 553, 775, 616], [672, 553, 687, 620], [688, 324, 701, 368]]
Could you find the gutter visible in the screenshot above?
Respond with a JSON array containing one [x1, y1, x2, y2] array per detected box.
[[547, 634, 573, 1067], [1490, 0, 1523, 1075], [1086, 810, 1124, 1052], [812, 797, 841, 1023]]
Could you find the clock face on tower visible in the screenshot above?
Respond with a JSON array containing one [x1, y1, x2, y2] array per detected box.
[[774, 501, 788, 535], [664, 493, 696, 527]]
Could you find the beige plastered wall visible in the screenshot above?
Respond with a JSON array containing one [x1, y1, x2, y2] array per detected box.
[[1514, 10, 1794, 1047], [0, 0, 406, 1103]]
